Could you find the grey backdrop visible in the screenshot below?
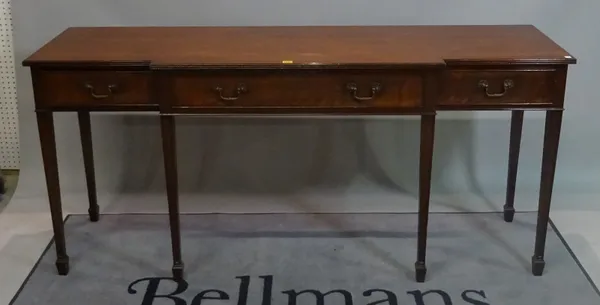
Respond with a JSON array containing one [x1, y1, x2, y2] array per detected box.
[[10, 0, 599, 212]]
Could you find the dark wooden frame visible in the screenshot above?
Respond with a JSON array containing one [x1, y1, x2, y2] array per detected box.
[[24, 25, 575, 283]]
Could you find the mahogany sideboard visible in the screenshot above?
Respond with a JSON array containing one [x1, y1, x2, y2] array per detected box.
[[22, 25, 576, 283]]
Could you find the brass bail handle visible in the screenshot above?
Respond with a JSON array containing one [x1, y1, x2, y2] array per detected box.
[[214, 83, 248, 101], [478, 79, 514, 98], [346, 82, 382, 101], [85, 83, 117, 99]]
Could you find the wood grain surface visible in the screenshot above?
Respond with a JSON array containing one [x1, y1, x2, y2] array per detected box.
[[23, 25, 576, 68]]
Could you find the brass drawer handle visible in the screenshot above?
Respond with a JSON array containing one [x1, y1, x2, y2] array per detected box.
[[85, 83, 117, 99], [346, 82, 382, 101], [478, 79, 514, 98], [214, 84, 248, 101]]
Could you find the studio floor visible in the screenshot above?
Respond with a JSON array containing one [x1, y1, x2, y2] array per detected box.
[[1, 180, 600, 304]]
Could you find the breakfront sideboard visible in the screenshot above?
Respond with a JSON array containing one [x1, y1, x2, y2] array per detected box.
[[22, 25, 576, 282]]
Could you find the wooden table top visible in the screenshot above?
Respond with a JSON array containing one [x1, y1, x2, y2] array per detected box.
[[23, 25, 576, 68]]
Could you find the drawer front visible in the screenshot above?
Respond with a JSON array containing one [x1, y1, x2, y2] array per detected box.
[[169, 72, 422, 111], [34, 70, 153, 109], [439, 70, 559, 107]]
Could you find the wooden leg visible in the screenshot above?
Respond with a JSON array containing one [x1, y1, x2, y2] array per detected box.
[[532, 110, 563, 276], [36, 112, 69, 275], [415, 114, 435, 283], [78, 111, 99, 222], [504, 110, 524, 222], [160, 115, 184, 281]]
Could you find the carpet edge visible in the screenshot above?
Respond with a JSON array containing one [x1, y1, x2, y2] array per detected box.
[[8, 214, 71, 305], [11, 213, 600, 303], [549, 219, 600, 298]]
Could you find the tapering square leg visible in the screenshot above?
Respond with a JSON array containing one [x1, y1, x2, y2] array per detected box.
[[160, 115, 184, 281], [37, 111, 70, 275], [78, 111, 99, 222], [504, 110, 523, 222], [415, 114, 435, 283], [532, 110, 563, 276]]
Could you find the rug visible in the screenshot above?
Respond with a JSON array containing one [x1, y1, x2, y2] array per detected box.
[[10, 212, 600, 305]]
